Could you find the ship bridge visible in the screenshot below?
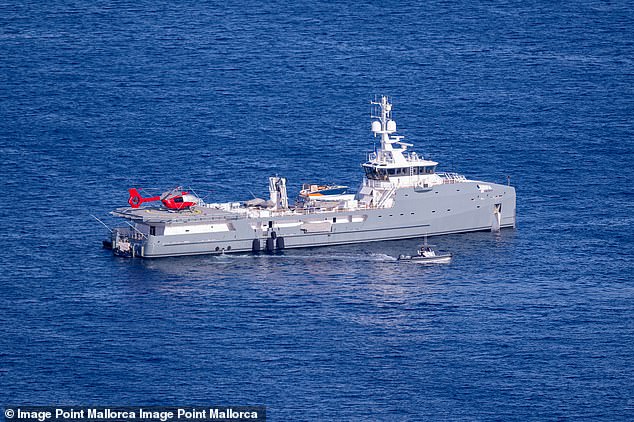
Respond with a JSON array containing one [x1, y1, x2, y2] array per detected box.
[[359, 96, 445, 193]]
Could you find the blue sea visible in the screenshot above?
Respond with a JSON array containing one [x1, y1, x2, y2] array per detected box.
[[1, 1, 633, 420]]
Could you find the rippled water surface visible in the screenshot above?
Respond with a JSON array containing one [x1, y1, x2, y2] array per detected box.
[[1, 1, 633, 420]]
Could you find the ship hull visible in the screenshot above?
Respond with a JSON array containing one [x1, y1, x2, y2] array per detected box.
[[113, 181, 515, 258]]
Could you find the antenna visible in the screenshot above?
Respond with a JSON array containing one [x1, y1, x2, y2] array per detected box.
[[91, 214, 112, 233]]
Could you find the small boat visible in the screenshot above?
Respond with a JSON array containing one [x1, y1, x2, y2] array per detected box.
[[398, 238, 452, 263], [299, 184, 348, 199], [113, 237, 133, 257], [397, 250, 452, 263]]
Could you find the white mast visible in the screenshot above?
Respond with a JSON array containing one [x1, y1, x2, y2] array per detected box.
[[371, 96, 397, 151], [371, 96, 410, 155]]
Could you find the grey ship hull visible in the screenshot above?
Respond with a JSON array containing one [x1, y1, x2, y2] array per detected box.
[[111, 180, 515, 258]]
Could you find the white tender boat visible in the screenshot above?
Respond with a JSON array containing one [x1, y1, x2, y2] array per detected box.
[[397, 249, 453, 264], [397, 237, 452, 263]]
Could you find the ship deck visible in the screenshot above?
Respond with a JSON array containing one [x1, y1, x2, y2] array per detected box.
[[111, 202, 352, 224], [111, 206, 246, 224]]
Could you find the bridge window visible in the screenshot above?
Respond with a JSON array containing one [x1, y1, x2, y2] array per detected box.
[[364, 166, 389, 180], [387, 167, 412, 176]]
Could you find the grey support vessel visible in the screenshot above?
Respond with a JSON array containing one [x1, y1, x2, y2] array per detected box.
[[108, 96, 516, 258]]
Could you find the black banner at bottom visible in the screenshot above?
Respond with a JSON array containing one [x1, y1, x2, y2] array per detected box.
[[3, 407, 265, 422]]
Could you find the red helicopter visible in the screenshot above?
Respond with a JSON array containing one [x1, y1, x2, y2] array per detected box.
[[128, 187, 199, 210]]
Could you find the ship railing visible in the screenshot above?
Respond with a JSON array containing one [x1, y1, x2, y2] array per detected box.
[[438, 172, 467, 184], [116, 200, 387, 223], [375, 186, 397, 208], [114, 226, 145, 241], [403, 152, 426, 162], [368, 151, 428, 164], [364, 179, 394, 189], [139, 213, 246, 224], [367, 152, 394, 164]]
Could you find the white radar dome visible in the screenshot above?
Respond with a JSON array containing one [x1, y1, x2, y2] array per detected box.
[[371, 121, 382, 133], [387, 120, 396, 132]]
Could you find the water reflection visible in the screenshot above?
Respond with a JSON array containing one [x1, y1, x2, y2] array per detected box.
[[105, 231, 521, 333]]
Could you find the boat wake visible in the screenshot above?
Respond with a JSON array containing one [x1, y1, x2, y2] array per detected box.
[[217, 252, 398, 262]]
